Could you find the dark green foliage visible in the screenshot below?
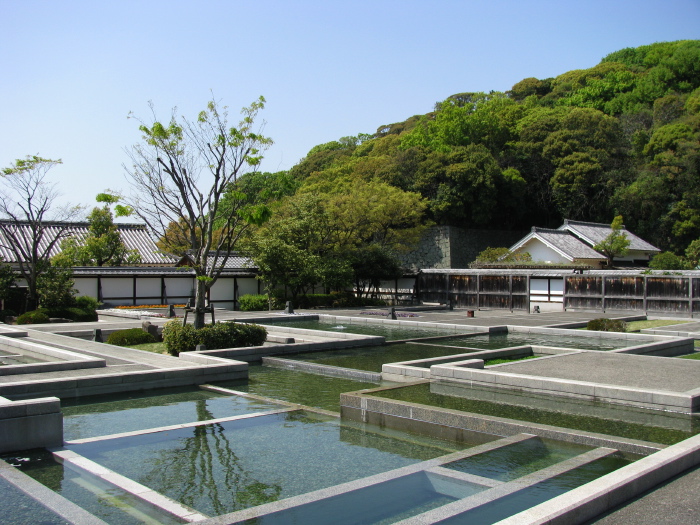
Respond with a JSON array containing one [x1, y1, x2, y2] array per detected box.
[[162, 320, 267, 356], [16, 310, 50, 325], [587, 318, 627, 332], [238, 294, 274, 311], [162, 321, 198, 356], [106, 328, 156, 347], [649, 251, 689, 270], [36, 262, 77, 310], [75, 295, 101, 311], [0, 258, 16, 300], [272, 40, 700, 256], [0, 309, 17, 322]]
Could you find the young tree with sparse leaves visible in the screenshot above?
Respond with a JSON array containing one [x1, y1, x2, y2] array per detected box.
[[124, 97, 272, 327], [593, 215, 630, 268], [0, 155, 82, 310]]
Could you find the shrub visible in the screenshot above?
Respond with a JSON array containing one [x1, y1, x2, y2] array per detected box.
[[75, 296, 101, 311], [106, 328, 156, 347], [0, 309, 17, 322], [162, 320, 267, 356], [16, 310, 51, 325], [162, 321, 199, 356], [42, 306, 98, 322], [587, 318, 627, 332], [239, 294, 272, 311]]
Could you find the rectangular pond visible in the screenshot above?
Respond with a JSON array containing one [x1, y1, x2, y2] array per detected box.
[[440, 456, 631, 525], [263, 318, 471, 341], [370, 381, 700, 445], [238, 470, 486, 525], [62, 386, 286, 441], [2, 449, 186, 525], [442, 438, 593, 482], [66, 411, 475, 517], [213, 363, 392, 412], [283, 343, 484, 373], [432, 332, 631, 351]]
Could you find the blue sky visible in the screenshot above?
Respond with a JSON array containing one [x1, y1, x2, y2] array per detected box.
[[1, 0, 699, 211]]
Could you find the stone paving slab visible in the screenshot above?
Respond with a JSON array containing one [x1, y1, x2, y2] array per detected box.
[[0, 364, 154, 384], [586, 465, 700, 525], [491, 352, 700, 393]]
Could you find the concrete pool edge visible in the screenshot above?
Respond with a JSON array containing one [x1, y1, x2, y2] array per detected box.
[[493, 432, 700, 525], [193, 434, 534, 524], [340, 386, 665, 456], [0, 456, 109, 525]]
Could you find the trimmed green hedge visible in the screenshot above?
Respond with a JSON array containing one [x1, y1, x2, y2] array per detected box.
[[107, 328, 156, 347], [239, 294, 274, 311], [587, 318, 627, 332], [162, 321, 267, 356], [16, 310, 50, 325]]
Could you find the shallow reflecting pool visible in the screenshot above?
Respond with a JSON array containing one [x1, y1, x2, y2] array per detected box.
[[371, 381, 700, 445], [284, 343, 479, 372], [214, 364, 392, 412], [68, 411, 472, 517], [263, 319, 468, 341], [62, 386, 285, 441]]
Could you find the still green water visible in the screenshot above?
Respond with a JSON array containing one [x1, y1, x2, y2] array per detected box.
[[67, 411, 470, 517], [285, 343, 479, 372], [2, 449, 185, 525], [264, 319, 467, 340], [441, 456, 631, 524], [214, 363, 392, 411], [433, 332, 630, 351], [372, 382, 700, 445], [443, 438, 592, 481], [62, 386, 284, 441], [0, 475, 70, 525]]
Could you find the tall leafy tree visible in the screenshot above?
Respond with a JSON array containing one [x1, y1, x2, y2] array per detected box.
[[124, 97, 272, 327]]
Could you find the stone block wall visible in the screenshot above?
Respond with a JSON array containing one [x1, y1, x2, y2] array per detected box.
[[399, 226, 527, 270]]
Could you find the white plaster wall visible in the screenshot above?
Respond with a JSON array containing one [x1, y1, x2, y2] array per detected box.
[[135, 278, 160, 298], [517, 240, 570, 264], [237, 278, 260, 296], [73, 278, 98, 298], [164, 277, 194, 300]]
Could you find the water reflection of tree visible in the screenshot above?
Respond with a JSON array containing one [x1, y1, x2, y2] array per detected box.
[[142, 400, 281, 515]]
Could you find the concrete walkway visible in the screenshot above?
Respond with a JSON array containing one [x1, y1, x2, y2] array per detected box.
[[586, 465, 700, 525]]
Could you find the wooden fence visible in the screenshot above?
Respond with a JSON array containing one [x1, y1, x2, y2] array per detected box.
[[415, 271, 700, 316]]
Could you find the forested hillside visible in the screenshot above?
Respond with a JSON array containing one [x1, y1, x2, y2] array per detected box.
[[270, 40, 700, 255]]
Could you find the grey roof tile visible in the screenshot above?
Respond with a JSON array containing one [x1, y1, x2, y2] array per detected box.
[[529, 228, 606, 259], [559, 220, 660, 252], [0, 221, 175, 265]]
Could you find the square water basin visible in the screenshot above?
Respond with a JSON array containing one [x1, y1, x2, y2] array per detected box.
[[443, 438, 593, 481], [3, 449, 186, 525], [68, 410, 473, 516], [62, 386, 286, 441], [440, 456, 631, 524], [240, 470, 486, 525]]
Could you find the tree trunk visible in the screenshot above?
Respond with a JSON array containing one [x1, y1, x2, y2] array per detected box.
[[193, 278, 208, 329]]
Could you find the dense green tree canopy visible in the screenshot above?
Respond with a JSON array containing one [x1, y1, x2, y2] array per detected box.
[[268, 40, 700, 257]]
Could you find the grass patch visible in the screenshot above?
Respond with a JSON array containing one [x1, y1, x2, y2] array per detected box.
[[625, 319, 691, 332], [484, 355, 538, 366], [680, 352, 700, 360], [129, 342, 168, 354]]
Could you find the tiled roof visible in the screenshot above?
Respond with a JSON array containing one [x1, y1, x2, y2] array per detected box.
[[559, 220, 660, 252], [176, 251, 257, 271], [0, 220, 175, 265], [513, 228, 606, 261]]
